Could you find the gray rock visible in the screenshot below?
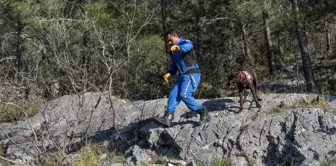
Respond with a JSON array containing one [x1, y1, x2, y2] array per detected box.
[[0, 92, 152, 164], [62, 154, 80, 166], [100, 153, 107, 160], [127, 94, 336, 166], [110, 163, 124, 166], [1, 92, 336, 166], [186, 159, 197, 166], [101, 161, 123, 166], [100, 161, 111, 166], [125, 145, 149, 166], [165, 158, 187, 166]]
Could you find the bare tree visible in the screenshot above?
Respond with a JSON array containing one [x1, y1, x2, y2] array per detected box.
[[263, 0, 275, 80], [291, 0, 317, 93], [100, 1, 156, 128]]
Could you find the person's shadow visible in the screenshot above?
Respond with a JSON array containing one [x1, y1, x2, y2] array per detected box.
[[203, 99, 235, 112], [63, 99, 234, 157], [179, 98, 235, 119], [63, 118, 183, 164]]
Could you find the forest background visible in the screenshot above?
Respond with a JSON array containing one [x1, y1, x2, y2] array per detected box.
[[0, 0, 335, 102]]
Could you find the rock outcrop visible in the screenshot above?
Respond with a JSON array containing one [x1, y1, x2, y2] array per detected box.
[[0, 92, 335, 166]]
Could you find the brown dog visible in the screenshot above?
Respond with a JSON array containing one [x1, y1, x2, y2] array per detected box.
[[227, 71, 262, 112]]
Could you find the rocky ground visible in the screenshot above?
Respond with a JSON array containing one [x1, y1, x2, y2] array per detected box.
[[0, 92, 336, 166]]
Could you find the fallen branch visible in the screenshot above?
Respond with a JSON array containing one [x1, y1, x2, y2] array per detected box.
[[0, 56, 16, 63]]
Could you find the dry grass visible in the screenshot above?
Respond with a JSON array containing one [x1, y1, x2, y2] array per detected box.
[[215, 158, 232, 166], [0, 100, 42, 122], [147, 153, 166, 165], [43, 151, 67, 166], [267, 95, 334, 115], [75, 143, 124, 166], [76, 144, 100, 166], [0, 143, 10, 165], [320, 160, 336, 166]]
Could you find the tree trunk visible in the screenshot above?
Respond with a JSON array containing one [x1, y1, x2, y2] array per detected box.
[[325, 22, 331, 55], [275, 31, 284, 69], [293, 29, 300, 86], [291, 0, 317, 93], [108, 67, 116, 129], [241, 22, 251, 70], [160, 0, 168, 53], [82, 30, 90, 91], [262, 9, 275, 80], [241, 22, 258, 80], [15, 21, 24, 73], [195, 16, 201, 57]]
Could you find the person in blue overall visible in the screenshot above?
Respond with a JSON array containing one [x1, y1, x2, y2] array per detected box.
[[154, 29, 211, 127]]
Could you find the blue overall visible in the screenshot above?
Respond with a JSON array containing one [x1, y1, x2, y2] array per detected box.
[[166, 38, 203, 112]]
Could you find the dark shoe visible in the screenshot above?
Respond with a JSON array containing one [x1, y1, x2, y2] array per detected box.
[[197, 106, 211, 125], [153, 111, 174, 127]]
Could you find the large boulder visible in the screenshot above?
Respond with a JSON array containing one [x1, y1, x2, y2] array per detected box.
[[1, 92, 336, 166]]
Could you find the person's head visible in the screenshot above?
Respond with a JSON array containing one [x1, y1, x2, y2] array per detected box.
[[166, 29, 180, 45], [226, 74, 236, 89]]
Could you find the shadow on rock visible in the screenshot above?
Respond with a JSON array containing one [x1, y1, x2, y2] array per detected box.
[[315, 115, 336, 135], [123, 119, 183, 165], [263, 112, 306, 166], [65, 119, 152, 153], [64, 117, 184, 165], [202, 99, 234, 112], [179, 98, 236, 118], [65, 127, 117, 153]]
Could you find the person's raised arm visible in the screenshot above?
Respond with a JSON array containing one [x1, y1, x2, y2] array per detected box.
[[179, 40, 194, 53]]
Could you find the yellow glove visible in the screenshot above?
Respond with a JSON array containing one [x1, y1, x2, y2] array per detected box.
[[163, 73, 171, 83], [170, 45, 180, 52]]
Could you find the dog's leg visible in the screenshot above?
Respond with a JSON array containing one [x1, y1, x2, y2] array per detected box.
[[239, 87, 244, 112], [239, 91, 244, 112], [243, 88, 247, 103], [253, 79, 262, 101], [250, 84, 261, 108]]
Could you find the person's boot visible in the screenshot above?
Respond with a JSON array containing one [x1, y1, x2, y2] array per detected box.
[[153, 111, 174, 127], [197, 106, 211, 125]]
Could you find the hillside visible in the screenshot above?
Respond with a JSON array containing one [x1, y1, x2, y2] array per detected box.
[[1, 93, 336, 166]]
